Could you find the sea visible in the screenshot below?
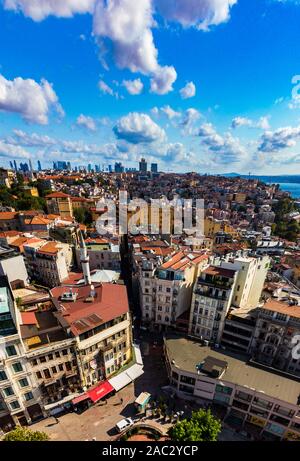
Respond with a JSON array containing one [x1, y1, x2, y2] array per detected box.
[[238, 175, 300, 199]]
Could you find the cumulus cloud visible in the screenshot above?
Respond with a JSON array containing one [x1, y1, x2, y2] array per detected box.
[[198, 123, 246, 163], [160, 105, 181, 119], [258, 125, 300, 152], [0, 74, 63, 124], [4, 0, 95, 21], [180, 81, 196, 99], [98, 79, 116, 96], [0, 139, 30, 159], [181, 108, 201, 135], [122, 78, 144, 95], [93, 0, 177, 94], [7, 129, 57, 147], [232, 115, 270, 130], [76, 114, 97, 131], [155, 0, 237, 30], [113, 112, 166, 144]]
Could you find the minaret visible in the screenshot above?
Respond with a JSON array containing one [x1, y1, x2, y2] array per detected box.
[[79, 231, 91, 285]]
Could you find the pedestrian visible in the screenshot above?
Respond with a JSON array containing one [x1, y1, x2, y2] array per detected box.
[[120, 397, 123, 404]]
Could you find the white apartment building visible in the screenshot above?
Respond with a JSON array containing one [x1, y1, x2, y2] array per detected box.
[[0, 280, 44, 433], [24, 240, 72, 288], [189, 253, 270, 343], [139, 250, 209, 330]]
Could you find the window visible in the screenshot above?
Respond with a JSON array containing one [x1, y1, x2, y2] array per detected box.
[[58, 364, 64, 372], [51, 366, 57, 374], [43, 369, 51, 379], [31, 359, 38, 366], [12, 362, 23, 373], [0, 370, 8, 381], [180, 375, 195, 386], [215, 384, 232, 395], [62, 349, 68, 356], [10, 401, 20, 410], [4, 387, 14, 397], [19, 378, 29, 388], [40, 356, 46, 363], [55, 351, 60, 358], [24, 392, 33, 401], [36, 371, 42, 379], [6, 345, 17, 357], [48, 354, 53, 361]]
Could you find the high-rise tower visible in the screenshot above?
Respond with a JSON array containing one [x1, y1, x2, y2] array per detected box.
[[79, 231, 91, 285]]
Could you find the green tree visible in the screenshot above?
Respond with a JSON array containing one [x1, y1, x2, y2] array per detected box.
[[168, 409, 222, 442], [3, 426, 49, 441]]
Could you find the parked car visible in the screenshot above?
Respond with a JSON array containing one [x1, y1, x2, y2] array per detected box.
[[115, 417, 134, 433]]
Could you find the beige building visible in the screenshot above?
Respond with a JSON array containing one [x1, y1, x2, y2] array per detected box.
[[46, 192, 73, 219], [138, 250, 209, 330], [165, 335, 300, 441]]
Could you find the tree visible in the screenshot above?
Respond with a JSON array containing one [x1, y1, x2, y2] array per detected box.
[[3, 426, 49, 441], [168, 409, 222, 442]]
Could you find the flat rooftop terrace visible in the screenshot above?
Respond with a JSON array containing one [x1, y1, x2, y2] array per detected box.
[[164, 335, 300, 406]]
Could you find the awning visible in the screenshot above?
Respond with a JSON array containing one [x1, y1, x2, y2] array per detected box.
[[134, 344, 143, 366], [44, 393, 81, 411], [71, 393, 90, 405], [108, 371, 132, 392], [87, 381, 114, 403], [126, 364, 144, 381]]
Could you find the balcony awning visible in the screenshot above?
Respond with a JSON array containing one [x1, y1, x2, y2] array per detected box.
[[108, 371, 132, 392], [71, 393, 90, 405], [87, 381, 114, 403], [126, 364, 144, 381]]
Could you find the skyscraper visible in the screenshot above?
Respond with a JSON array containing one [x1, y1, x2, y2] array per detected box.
[[115, 162, 124, 173], [151, 163, 158, 173], [37, 160, 42, 171], [139, 158, 147, 173]]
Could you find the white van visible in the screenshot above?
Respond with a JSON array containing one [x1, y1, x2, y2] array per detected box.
[[115, 417, 134, 433]]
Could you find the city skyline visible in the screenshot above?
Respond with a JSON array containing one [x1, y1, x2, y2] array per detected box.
[[1, 1, 300, 174]]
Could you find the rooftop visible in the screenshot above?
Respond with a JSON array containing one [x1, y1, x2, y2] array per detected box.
[[165, 335, 300, 406], [51, 282, 129, 336], [262, 299, 300, 319]]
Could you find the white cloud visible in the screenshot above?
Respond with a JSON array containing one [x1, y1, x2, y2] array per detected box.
[[98, 79, 117, 97], [198, 122, 246, 163], [7, 129, 57, 147], [122, 78, 144, 95], [113, 112, 166, 144], [232, 115, 270, 130], [160, 105, 181, 119], [4, 0, 95, 21], [155, 0, 237, 30], [0, 139, 30, 159], [76, 114, 97, 131], [0, 74, 63, 124], [180, 81, 196, 99], [181, 108, 201, 134], [150, 65, 177, 95], [258, 125, 300, 152], [93, 0, 177, 94]]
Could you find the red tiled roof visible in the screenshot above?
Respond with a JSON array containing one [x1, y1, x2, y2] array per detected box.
[[51, 283, 129, 336], [21, 312, 38, 325], [46, 192, 70, 198], [263, 299, 300, 319], [0, 212, 18, 220]]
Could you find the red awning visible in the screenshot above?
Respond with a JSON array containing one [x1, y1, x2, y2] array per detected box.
[[87, 381, 114, 403], [72, 394, 90, 405]]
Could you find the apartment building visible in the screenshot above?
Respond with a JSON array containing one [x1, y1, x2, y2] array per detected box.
[[251, 299, 300, 376], [139, 250, 208, 330], [20, 310, 81, 408], [75, 237, 121, 272], [23, 240, 72, 288], [164, 335, 300, 441], [51, 282, 132, 389], [189, 265, 238, 343], [45, 192, 73, 219], [189, 253, 270, 343], [0, 246, 29, 287], [0, 277, 44, 433]]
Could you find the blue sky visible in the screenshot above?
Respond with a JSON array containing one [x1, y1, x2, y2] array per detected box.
[[1, 0, 300, 173]]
